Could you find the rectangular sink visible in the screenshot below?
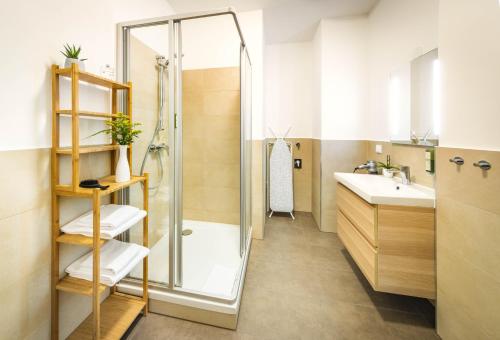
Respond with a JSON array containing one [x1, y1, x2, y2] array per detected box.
[[334, 173, 435, 208]]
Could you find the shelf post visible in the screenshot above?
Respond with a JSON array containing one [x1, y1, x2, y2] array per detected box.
[[127, 82, 133, 176], [110, 88, 118, 205], [71, 63, 80, 191], [143, 173, 149, 315], [92, 189, 101, 339], [51, 65, 60, 340]]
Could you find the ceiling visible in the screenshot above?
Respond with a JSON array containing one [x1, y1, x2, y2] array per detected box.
[[166, 0, 380, 43]]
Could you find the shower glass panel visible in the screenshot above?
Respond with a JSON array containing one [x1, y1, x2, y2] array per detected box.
[[177, 15, 243, 297], [120, 10, 252, 303], [242, 48, 252, 254], [127, 23, 171, 286]]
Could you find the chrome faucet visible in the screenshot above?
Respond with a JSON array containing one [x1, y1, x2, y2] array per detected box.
[[399, 166, 411, 185]]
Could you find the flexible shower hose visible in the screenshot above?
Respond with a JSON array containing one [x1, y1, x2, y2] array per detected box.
[[140, 60, 168, 194]]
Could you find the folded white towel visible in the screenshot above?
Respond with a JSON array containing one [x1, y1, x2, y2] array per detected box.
[[61, 210, 146, 239], [77, 239, 140, 276], [76, 204, 140, 229], [66, 240, 149, 286]]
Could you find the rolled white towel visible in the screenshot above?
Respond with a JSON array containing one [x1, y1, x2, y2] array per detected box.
[[76, 204, 140, 229], [61, 210, 146, 239]]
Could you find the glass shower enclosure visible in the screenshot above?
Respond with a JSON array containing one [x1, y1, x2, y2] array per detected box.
[[117, 9, 252, 305]]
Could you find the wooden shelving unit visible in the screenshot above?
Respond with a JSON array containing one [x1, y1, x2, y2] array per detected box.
[[51, 64, 149, 340]]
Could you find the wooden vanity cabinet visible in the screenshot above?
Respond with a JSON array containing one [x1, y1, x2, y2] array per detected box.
[[337, 183, 436, 299]]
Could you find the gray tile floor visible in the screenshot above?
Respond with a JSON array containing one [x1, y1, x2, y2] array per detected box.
[[127, 212, 438, 340]]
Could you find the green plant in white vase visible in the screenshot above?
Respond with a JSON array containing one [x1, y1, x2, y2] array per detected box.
[[91, 113, 142, 182]]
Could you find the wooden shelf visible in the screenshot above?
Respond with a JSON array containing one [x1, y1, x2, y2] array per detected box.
[[56, 144, 122, 155], [58, 110, 118, 119], [56, 175, 145, 197], [56, 276, 107, 296], [51, 64, 146, 340], [68, 293, 145, 340], [56, 233, 107, 247], [56, 67, 130, 90]]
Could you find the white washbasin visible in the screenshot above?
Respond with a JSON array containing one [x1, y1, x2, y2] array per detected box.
[[334, 173, 435, 208]]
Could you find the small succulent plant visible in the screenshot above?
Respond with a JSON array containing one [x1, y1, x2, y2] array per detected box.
[[61, 43, 87, 61]]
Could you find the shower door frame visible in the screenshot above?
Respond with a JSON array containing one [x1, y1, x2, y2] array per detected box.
[[117, 8, 252, 303]]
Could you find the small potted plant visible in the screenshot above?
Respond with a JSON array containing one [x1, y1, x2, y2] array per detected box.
[[61, 43, 87, 70], [377, 155, 399, 178], [91, 113, 142, 182]]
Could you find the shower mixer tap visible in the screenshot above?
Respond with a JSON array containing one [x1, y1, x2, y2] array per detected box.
[[149, 143, 169, 154]]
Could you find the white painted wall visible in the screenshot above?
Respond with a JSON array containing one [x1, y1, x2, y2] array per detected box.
[[319, 17, 369, 140], [312, 24, 323, 140], [0, 0, 174, 151], [367, 0, 439, 141], [263, 0, 439, 143], [240, 10, 265, 140], [439, 0, 500, 151], [264, 42, 313, 138]]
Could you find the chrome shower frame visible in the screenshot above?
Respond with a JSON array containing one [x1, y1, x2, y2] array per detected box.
[[116, 8, 253, 304]]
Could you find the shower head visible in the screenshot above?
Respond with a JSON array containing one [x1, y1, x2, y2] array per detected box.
[[156, 55, 169, 68]]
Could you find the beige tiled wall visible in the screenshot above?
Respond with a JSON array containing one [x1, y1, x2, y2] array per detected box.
[[252, 140, 266, 239], [311, 139, 321, 228], [436, 147, 500, 339], [319, 140, 367, 232], [0, 149, 51, 339], [286, 138, 312, 212], [365, 141, 435, 188], [182, 67, 241, 225], [0, 148, 118, 339]]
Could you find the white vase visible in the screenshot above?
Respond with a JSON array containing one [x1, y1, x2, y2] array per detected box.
[[382, 168, 394, 178], [64, 57, 85, 71], [116, 145, 130, 183]]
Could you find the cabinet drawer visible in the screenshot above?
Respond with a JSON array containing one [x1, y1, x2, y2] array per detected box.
[[337, 183, 377, 246], [337, 209, 377, 288]]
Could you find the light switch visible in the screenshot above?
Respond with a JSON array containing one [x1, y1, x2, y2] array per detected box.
[[375, 144, 383, 154]]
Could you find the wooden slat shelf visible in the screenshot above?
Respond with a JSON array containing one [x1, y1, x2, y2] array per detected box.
[[56, 67, 130, 90], [51, 64, 147, 340], [56, 276, 107, 296], [56, 175, 145, 197], [68, 293, 145, 340], [58, 110, 118, 119], [56, 144, 122, 155], [56, 233, 107, 247]]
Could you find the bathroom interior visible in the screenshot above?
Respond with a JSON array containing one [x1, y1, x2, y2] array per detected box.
[[1, 0, 499, 339]]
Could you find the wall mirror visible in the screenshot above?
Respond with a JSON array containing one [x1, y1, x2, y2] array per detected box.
[[390, 48, 439, 147]]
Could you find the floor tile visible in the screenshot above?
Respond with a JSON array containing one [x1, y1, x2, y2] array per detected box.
[[127, 212, 438, 340]]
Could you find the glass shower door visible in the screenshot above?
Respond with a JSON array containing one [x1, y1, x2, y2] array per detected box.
[[174, 15, 245, 298], [126, 23, 172, 286]]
